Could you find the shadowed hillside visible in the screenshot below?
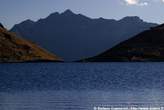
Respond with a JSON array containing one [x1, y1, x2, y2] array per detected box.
[[85, 24, 164, 62], [0, 23, 62, 62]]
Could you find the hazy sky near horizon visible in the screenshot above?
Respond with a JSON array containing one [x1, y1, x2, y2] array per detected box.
[[1, 0, 164, 29]]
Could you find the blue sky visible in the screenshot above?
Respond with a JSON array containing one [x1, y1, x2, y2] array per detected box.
[[1, 0, 164, 29]]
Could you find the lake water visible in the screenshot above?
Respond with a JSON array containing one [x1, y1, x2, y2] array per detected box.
[[1, 63, 164, 110]]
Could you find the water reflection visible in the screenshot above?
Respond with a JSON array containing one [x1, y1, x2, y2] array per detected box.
[[0, 90, 164, 110]]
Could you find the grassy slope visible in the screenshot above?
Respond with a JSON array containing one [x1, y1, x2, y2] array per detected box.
[[0, 27, 62, 62]]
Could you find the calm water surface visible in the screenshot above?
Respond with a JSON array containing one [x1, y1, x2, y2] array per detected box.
[[1, 63, 164, 110]]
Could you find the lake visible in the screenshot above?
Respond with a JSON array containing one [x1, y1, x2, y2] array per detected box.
[[0, 63, 164, 110]]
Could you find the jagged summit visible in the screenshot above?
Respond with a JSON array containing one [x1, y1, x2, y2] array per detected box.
[[20, 19, 34, 24], [13, 19, 35, 28], [119, 16, 143, 23], [45, 9, 80, 20], [62, 9, 74, 15], [46, 12, 60, 18]]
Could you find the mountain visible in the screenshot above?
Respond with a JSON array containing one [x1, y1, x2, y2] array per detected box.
[[0, 23, 4, 28], [11, 9, 157, 61], [85, 24, 164, 62], [0, 23, 62, 62]]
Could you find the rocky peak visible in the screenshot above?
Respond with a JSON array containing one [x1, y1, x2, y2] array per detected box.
[[20, 19, 34, 25], [62, 9, 75, 16], [119, 16, 143, 23]]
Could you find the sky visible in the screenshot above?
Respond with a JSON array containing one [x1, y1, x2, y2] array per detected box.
[[1, 0, 164, 29]]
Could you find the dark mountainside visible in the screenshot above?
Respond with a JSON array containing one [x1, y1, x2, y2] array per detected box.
[[11, 9, 157, 61], [0, 23, 62, 62], [85, 24, 164, 62], [0, 23, 4, 28]]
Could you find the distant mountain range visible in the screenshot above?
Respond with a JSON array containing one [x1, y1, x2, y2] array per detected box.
[[0, 23, 62, 62], [11, 9, 157, 61], [85, 24, 164, 62]]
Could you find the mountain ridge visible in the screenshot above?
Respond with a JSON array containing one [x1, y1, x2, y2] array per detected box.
[[11, 9, 158, 61]]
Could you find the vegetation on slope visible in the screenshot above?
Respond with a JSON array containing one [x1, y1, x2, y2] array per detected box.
[[0, 26, 62, 62]]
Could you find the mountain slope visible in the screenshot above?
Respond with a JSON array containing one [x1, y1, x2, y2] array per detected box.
[[0, 23, 4, 28], [11, 9, 157, 61], [85, 24, 164, 62], [0, 24, 62, 62]]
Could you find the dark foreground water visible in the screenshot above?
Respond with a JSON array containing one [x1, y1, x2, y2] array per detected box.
[[1, 63, 164, 110]]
